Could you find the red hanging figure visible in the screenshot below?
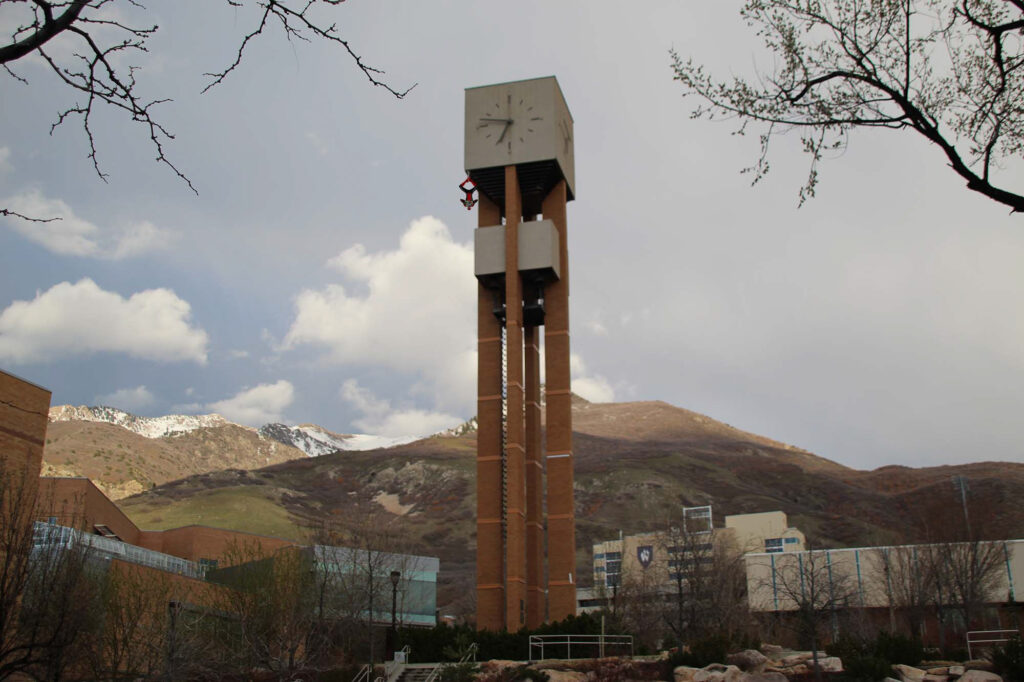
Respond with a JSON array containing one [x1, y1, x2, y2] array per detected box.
[[459, 177, 478, 210]]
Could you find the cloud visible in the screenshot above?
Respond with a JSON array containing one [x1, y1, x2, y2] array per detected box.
[[283, 216, 476, 414], [0, 278, 208, 364], [340, 379, 460, 437], [207, 380, 294, 426], [0, 147, 11, 174], [1, 190, 174, 258], [570, 354, 615, 403], [94, 385, 155, 411]]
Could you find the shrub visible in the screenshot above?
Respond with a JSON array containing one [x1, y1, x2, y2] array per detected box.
[[437, 662, 481, 682], [840, 654, 893, 682], [990, 638, 1024, 682]]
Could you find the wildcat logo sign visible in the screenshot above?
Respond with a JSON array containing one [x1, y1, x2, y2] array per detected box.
[[637, 545, 654, 569]]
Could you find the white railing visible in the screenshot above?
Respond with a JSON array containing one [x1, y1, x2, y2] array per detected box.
[[384, 645, 412, 682], [529, 634, 633, 661], [967, 629, 1019, 660]]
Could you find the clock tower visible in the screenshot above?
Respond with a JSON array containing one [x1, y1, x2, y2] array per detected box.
[[465, 76, 576, 631]]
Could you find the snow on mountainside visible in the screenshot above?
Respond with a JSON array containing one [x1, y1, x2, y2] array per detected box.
[[258, 423, 417, 456], [48, 406, 422, 457], [49, 405, 229, 438]]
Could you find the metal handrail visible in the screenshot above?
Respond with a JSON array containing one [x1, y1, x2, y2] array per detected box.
[[967, 629, 1020, 660], [529, 634, 633, 661], [423, 641, 479, 682], [352, 664, 372, 682]]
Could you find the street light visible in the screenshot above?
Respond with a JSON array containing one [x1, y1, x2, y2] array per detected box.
[[387, 570, 401, 661]]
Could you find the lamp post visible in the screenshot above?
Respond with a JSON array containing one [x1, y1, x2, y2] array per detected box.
[[387, 570, 400, 661]]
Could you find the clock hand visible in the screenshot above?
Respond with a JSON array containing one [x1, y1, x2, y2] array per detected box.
[[496, 120, 512, 144]]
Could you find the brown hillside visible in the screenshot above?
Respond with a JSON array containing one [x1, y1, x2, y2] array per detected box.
[[43, 421, 307, 499], [113, 397, 1024, 618]]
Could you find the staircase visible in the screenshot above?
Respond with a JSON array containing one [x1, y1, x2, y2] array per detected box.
[[395, 663, 439, 682]]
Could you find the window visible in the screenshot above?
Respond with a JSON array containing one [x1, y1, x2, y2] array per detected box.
[[605, 552, 622, 560], [199, 558, 218, 570], [594, 553, 605, 560], [784, 537, 799, 544], [765, 538, 784, 549], [606, 560, 621, 573]]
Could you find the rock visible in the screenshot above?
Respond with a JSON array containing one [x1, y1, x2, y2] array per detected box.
[[814, 657, 843, 673], [545, 671, 587, 682], [895, 665, 927, 682], [728, 650, 768, 673], [949, 667, 965, 678], [739, 673, 788, 682], [781, 654, 810, 667], [922, 675, 949, 682], [675, 667, 701, 682], [928, 668, 951, 676], [694, 663, 743, 682], [885, 678, 903, 682], [760, 645, 784, 657], [958, 671, 1002, 682]]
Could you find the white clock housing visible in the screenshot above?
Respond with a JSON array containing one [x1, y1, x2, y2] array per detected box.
[[465, 76, 575, 206]]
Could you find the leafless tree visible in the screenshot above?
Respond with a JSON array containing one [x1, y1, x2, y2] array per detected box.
[[871, 544, 933, 639], [672, 0, 1024, 212], [757, 546, 858, 682], [659, 520, 747, 643], [208, 540, 325, 678], [0, 461, 99, 681], [1, 0, 415, 215]]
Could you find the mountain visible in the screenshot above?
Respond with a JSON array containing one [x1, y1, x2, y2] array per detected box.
[[110, 396, 1024, 617], [258, 422, 417, 456], [44, 405, 430, 499]]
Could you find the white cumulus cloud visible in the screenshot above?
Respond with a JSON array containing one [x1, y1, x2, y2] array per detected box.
[[1, 190, 174, 258], [570, 353, 615, 403], [94, 385, 156, 411], [0, 278, 209, 364], [207, 380, 295, 426], [340, 379, 460, 437], [283, 216, 476, 414]]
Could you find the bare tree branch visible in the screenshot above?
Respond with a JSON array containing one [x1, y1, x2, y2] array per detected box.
[[672, 0, 1024, 213]]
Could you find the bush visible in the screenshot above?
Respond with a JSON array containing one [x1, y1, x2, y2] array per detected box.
[[990, 638, 1024, 682], [840, 654, 893, 682], [668, 633, 732, 668], [826, 631, 922, 668], [436, 662, 481, 682]]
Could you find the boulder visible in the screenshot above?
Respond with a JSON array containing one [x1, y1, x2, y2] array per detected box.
[[894, 664, 927, 682], [949, 667, 965, 678], [728, 650, 768, 673], [781, 654, 810, 667], [814, 657, 843, 673], [739, 673, 788, 682], [675, 666, 701, 682], [694, 663, 743, 682], [545, 671, 587, 682], [958, 671, 1002, 682], [760, 645, 784, 657], [922, 675, 949, 682]]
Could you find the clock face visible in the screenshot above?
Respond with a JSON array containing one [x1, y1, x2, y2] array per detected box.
[[465, 77, 575, 198], [475, 93, 545, 157]]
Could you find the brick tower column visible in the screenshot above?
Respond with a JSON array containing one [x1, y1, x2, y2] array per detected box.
[[503, 166, 528, 631], [524, 322, 545, 628], [542, 180, 576, 620], [475, 192, 505, 631]]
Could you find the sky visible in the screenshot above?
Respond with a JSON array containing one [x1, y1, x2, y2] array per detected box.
[[1, 1, 1022, 471]]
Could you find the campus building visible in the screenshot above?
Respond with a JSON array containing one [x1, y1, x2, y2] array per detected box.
[[591, 508, 806, 590], [2, 368, 440, 628]]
